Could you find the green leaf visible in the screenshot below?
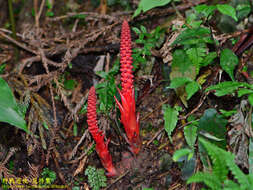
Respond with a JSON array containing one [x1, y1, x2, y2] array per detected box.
[[187, 172, 222, 189], [133, 7, 142, 18], [201, 52, 217, 67], [206, 81, 244, 96], [170, 50, 197, 107], [132, 27, 141, 35], [46, 11, 54, 17], [199, 131, 224, 141], [46, 0, 53, 9], [133, 0, 172, 17], [184, 124, 198, 148], [64, 79, 77, 90], [224, 180, 241, 189], [194, 4, 216, 17], [0, 77, 27, 132], [172, 50, 194, 74], [186, 47, 206, 65], [236, 4, 251, 20], [185, 81, 200, 100], [95, 61, 119, 113], [249, 138, 253, 174], [41, 167, 56, 184], [72, 14, 86, 19], [135, 39, 145, 44], [163, 105, 179, 140], [73, 122, 78, 136], [0, 64, 6, 74], [198, 137, 228, 183], [172, 27, 212, 45], [173, 148, 193, 162], [140, 25, 147, 33], [248, 94, 253, 106], [237, 88, 253, 97], [168, 77, 192, 89], [217, 4, 238, 22], [85, 166, 107, 190], [198, 109, 227, 148], [189, 138, 253, 189], [219, 109, 237, 117], [186, 13, 202, 28], [222, 151, 250, 187], [220, 49, 239, 81]]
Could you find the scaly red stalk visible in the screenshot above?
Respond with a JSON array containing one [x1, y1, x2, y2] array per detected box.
[[87, 86, 117, 177], [114, 20, 141, 155]]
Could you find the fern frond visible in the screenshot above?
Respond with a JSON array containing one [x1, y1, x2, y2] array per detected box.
[[223, 179, 243, 190], [187, 172, 222, 190], [199, 138, 228, 181], [247, 174, 253, 186], [224, 154, 250, 188], [85, 166, 107, 190], [205, 81, 245, 96]]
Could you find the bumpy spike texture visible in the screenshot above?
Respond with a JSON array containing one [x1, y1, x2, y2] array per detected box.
[[120, 20, 134, 96], [87, 86, 117, 177], [114, 20, 141, 155]]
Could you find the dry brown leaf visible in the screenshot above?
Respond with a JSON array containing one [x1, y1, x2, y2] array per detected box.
[[74, 156, 87, 176]]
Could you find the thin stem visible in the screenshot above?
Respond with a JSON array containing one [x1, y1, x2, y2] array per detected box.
[[8, 0, 19, 62]]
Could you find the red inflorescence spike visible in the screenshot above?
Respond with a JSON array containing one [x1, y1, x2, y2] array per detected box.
[[87, 86, 117, 177], [120, 20, 134, 96], [114, 20, 141, 155]]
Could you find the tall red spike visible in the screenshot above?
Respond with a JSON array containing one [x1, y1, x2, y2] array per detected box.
[[114, 20, 141, 155]]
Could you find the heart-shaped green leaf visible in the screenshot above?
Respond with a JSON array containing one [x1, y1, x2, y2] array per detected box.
[[0, 77, 28, 132]]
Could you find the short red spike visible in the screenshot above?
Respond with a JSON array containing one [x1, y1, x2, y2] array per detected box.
[[87, 86, 117, 176]]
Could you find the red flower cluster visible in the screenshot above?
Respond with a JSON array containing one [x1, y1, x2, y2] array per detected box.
[[114, 20, 141, 155], [86, 21, 141, 177], [87, 86, 117, 177]]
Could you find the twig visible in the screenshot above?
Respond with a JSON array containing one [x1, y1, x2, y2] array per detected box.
[[147, 127, 164, 146], [105, 170, 130, 190], [179, 92, 209, 120], [178, 119, 199, 130], [27, 70, 58, 87], [37, 0, 46, 26], [70, 130, 89, 160], [34, 0, 45, 28], [39, 49, 57, 128], [40, 48, 59, 168], [0, 28, 23, 37], [0, 31, 37, 54], [49, 12, 116, 22], [19, 55, 63, 74], [2, 147, 20, 166], [72, 19, 79, 32], [54, 78, 73, 113], [8, 0, 19, 61], [67, 142, 94, 164], [34, 0, 38, 28], [134, 0, 208, 21], [0, 74, 9, 78], [141, 98, 169, 121], [171, 0, 184, 19], [71, 94, 88, 121], [52, 151, 70, 190]]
